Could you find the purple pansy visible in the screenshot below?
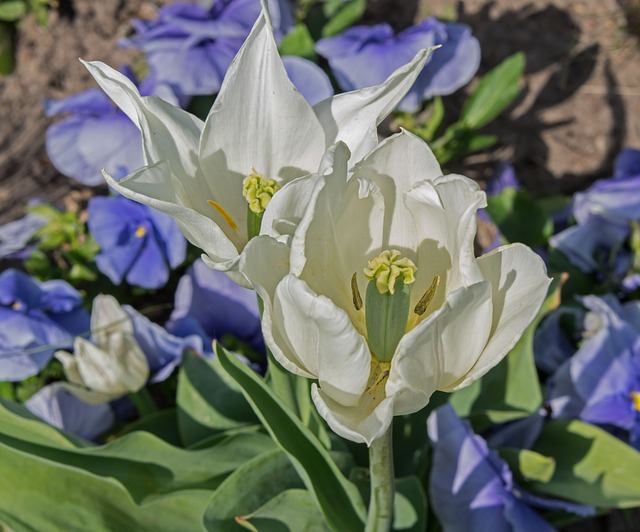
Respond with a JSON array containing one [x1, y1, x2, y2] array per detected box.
[[315, 17, 480, 112], [551, 148, 640, 289], [282, 55, 334, 105], [534, 306, 584, 375], [0, 269, 89, 381], [121, 0, 294, 99], [547, 295, 640, 449], [45, 67, 178, 186], [428, 404, 594, 532], [87, 195, 186, 289], [124, 304, 202, 383], [166, 259, 263, 356], [25, 383, 114, 441], [0, 207, 46, 260]]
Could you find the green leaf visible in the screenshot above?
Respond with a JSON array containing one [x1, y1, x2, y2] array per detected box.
[[279, 23, 316, 59], [176, 351, 258, 446], [499, 448, 555, 484], [215, 344, 366, 531], [321, 0, 365, 37], [450, 277, 562, 424], [531, 420, 640, 508], [203, 449, 305, 531], [0, 21, 14, 75], [394, 477, 428, 531], [234, 489, 331, 531], [0, 1, 26, 21], [461, 52, 525, 129], [0, 440, 210, 531]]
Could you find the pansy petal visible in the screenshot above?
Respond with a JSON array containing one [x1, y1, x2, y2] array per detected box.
[[125, 232, 170, 289], [282, 55, 334, 106]]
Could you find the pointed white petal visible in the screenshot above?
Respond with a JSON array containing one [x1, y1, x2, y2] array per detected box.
[[82, 60, 204, 180], [104, 163, 240, 266], [448, 244, 551, 390], [198, 10, 326, 225], [313, 47, 435, 164], [274, 275, 371, 406], [90, 295, 133, 347]]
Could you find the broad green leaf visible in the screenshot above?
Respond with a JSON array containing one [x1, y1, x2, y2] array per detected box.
[[0, 440, 210, 531], [279, 23, 316, 59], [0, 399, 274, 503], [0, 1, 26, 21], [203, 449, 304, 531], [215, 344, 366, 531], [461, 52, 525, 129], [321, 0, 365, 37], [499, 448, 555, 483], [450, 278, 562, 423], [0, 22, 14, 75], [394, 477, 428, 531], [531, 420, 640, 508], [486, 188, 554, 248], [117, 408, 182, 446], [176, 351, 257, 446], [235, 489, 330, 531]]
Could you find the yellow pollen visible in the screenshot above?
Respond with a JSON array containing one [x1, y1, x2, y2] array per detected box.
[[11, 301, 23, 311], [242, 168, 280, 214], [134, 226, 147, 238], [363, 250, 417, 294], [630, 391, 640, 411], [208, 200, 238, 231]]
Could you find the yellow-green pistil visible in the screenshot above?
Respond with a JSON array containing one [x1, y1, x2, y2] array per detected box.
[[363, 250, 417, 362], [242, 168, 280, 239]]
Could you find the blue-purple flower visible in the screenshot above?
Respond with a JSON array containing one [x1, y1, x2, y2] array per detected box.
[[87, 195, 186, 289], [547, 295, 640, 449], [428, 404, 594, 531], [25, 383, 114, 441], [0, 269, 89, 381], [166, 259, 263, 356], [0, 207, 46, 260], [45, 67, 178, 186], [316, 18, 480, 112], [121, 0, 294, 99], [281, 55, 334, 105]]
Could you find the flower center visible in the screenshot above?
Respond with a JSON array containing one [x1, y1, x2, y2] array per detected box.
[[363, 250, 416, 295], [134, 225, 147, 238], [630, 391, 640, 411], [11, 301, 23, 311], [242, 168, 280, 215]]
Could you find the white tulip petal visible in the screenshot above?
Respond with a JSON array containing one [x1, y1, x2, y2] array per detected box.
[[91, 295, 133, 346], [104, 163, 241, 265], [388, 281, 492, 409], [314, 47, 436, 165], [311, 384, 396, 446], [449, 244, 551, 391], [274, 275, 371, 406], [83, 60, 204, 181], [199, 10, 326, 225], [240, 236, 312, 378], [54, 350, 84, 387]]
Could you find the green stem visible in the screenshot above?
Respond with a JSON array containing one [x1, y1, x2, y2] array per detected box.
[[365, 423, 395, 532], [129, 387, 157, 417], [0, 381, 15, 401]]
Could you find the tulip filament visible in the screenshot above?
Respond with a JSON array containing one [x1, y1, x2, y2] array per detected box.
[[208, 200, 238, 231], [414, 275, 440, 316]]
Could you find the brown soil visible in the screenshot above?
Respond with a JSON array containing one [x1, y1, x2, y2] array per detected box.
[[1, 0, 639, 222]]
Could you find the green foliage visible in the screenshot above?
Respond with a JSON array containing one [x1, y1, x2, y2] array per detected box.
[[531, 420, 640, 508], [0, 0, 50, 74], [486, 187, 554, 248], [321, 0, 365, 37], [215, 343, 367, 531], [0, 1, 25, 22], [279, 23, 316, 59], [24, 203, 100, 283], [499, 448, 556, 484]]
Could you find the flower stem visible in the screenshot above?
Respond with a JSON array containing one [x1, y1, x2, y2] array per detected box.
[[365, 423, 395, 532], [129, 387, 157, 417]]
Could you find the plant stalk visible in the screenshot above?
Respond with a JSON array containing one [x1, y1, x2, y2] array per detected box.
[[365, 423, 395, 532]]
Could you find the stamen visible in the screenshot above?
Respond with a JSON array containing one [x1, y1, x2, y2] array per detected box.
[[351, 273, 363, 311], [11, 301, 23, 311], [208, 200, 238, 231], [630, 391, 640, 411], [134, 226, 147, 238], [364, 250, 417, 295], [414, 276, 440, 316]]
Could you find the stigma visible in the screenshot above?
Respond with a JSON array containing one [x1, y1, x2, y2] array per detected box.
[[242, 168, 280, 215], [364, 250, 417, 295]]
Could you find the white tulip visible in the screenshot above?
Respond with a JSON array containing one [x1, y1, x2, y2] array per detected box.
[[55, 295, 149, 403], [242, 131, 551, 445], [81, 6, 436, 287]]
